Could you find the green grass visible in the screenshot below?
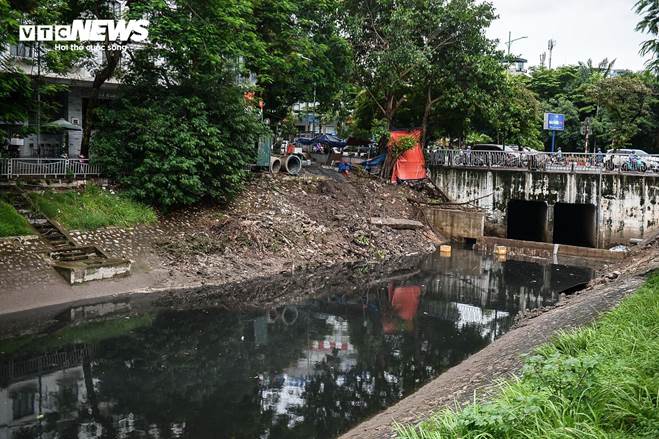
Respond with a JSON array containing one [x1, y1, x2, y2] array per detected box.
[[397, 274, 659, 439], [0, 199, 33, 237], [29, 184, 157, 231]]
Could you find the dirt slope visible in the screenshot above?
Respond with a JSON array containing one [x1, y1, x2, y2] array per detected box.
[[154, 171, 441, 285]]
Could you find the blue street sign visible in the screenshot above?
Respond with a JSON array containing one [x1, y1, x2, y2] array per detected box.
[[544, 113, 565, 131]]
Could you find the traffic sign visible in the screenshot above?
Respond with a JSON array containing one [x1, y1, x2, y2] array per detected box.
[[544, 113, 565, 131]]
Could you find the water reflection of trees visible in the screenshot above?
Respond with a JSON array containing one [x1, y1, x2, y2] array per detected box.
[[0, 302, 496, 439], [248, 299, 494, 438], [0, 251, 594, 439], [90, 309, 331, 438]]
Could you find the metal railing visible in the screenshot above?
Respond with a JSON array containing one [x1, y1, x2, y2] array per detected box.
[[0, 158, 102, 178], [429, 149, 659, 174]]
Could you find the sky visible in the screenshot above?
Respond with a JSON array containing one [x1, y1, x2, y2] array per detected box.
[[486, 0, 652, 71]]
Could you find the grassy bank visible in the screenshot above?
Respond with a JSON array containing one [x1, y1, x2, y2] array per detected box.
[[30, 184, 157, 231], [0, 199, 33, 237], [398, 274, 659, 439]]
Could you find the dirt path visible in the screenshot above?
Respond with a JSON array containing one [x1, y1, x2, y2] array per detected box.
[[339, 245, 659, 439]]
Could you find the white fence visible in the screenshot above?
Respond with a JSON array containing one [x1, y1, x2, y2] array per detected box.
[[429, 149, 659, 174], [0, 158, 102, 178]]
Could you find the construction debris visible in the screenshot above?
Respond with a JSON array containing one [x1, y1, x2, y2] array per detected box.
[[369, 217, 424, 230], [153, 169, 441, 284]]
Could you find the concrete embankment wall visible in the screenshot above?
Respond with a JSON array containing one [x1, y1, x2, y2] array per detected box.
[[430, 167, 659, 248]]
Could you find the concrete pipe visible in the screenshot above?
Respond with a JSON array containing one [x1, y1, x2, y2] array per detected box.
[[269, 156, 282, 174], [283, 154, 302, 175]]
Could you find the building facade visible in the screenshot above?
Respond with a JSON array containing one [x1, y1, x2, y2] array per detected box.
[[1, 2, 124, 159]]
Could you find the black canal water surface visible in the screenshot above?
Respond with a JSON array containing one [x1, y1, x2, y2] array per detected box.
[[0, 250, 596, 439]]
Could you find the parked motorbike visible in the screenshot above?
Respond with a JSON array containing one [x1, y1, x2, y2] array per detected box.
[[621, 155, 647, 172]]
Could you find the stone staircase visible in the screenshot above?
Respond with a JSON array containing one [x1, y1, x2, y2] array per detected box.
[[2, 188, 131, 284]]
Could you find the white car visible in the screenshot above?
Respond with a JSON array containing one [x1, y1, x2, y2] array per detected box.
[[605, 149, 659, 171]]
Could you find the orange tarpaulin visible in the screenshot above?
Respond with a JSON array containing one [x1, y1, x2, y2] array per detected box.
[[388, 282, 422, 321], [382, 282, 421, 334], [388, 129, 427, 183]]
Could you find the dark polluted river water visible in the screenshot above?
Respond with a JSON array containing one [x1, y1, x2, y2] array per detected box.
[[0, 250, 596, 439]]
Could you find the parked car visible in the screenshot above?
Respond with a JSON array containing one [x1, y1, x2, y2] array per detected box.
[[339, 145, 377, 158], [605, 148, 659, 171], [472, 144, 520, 153]]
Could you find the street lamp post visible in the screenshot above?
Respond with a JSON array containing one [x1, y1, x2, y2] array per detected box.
[[506, 31, 528, 55]]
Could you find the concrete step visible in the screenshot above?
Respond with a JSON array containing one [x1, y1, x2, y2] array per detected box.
[[58, 254, 93, 262], [4, 189, 133, 283], [53, 258, 132, 285]]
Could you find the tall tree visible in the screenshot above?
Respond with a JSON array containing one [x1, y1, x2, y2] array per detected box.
[[416, 0, 499, 146], [75, 0, 128, 157], [635, 0, 659, 73], [587, 76, 654, 147], [485, 75, 543, 149], [91, 0, 267, 209], [250, 0, 351, 124], [342, 0, 425, 130]]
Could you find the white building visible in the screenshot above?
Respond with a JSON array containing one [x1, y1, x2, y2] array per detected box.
[[1, 1, 125, 158], [291, 102, 338, 136]]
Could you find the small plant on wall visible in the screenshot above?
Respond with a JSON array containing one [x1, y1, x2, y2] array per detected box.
[[381, 134, 418, 180], [392, 135, 417, 159]]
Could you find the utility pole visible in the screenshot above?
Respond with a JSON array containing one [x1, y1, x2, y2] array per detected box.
[[582, 117, 592, 153], [540, 52, 547, 68], [311, 84, 317, 135], [36, 41, 41, 158], [506, 31, 528, 55], [548, 39, 556, 69]]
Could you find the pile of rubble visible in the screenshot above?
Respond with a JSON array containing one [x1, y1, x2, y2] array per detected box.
[[153, 172, 441, 284]]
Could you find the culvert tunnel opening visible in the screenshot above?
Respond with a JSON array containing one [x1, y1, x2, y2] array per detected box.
[[506, 200, 548, 243], [553, 203, 597, 248]]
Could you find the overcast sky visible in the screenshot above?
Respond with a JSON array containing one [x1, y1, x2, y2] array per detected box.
[[486, 0, 651, 71]]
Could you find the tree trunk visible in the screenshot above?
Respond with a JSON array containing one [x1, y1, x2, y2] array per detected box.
[[385, 95, 396, 130], [421, 86, 435, 149], [80, 48, 121, 157]]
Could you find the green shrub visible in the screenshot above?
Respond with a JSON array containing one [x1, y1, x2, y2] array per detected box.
[[392, 135, 417, 158], [91, 88, 265, 211]]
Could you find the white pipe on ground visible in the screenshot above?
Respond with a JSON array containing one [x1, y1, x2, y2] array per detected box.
[[269, 157, 281, 174], [282, 155, 302, 175]]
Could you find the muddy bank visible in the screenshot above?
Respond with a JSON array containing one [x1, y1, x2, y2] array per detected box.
[[0, 252, 431, 337], [152, 172, 440, 285], [339, 239, 659, 439], [0, 171, 442, 314]]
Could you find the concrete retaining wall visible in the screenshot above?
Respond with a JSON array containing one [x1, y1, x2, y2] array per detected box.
[[423, 208, 484, 241], [431, 167, 659, 248]]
